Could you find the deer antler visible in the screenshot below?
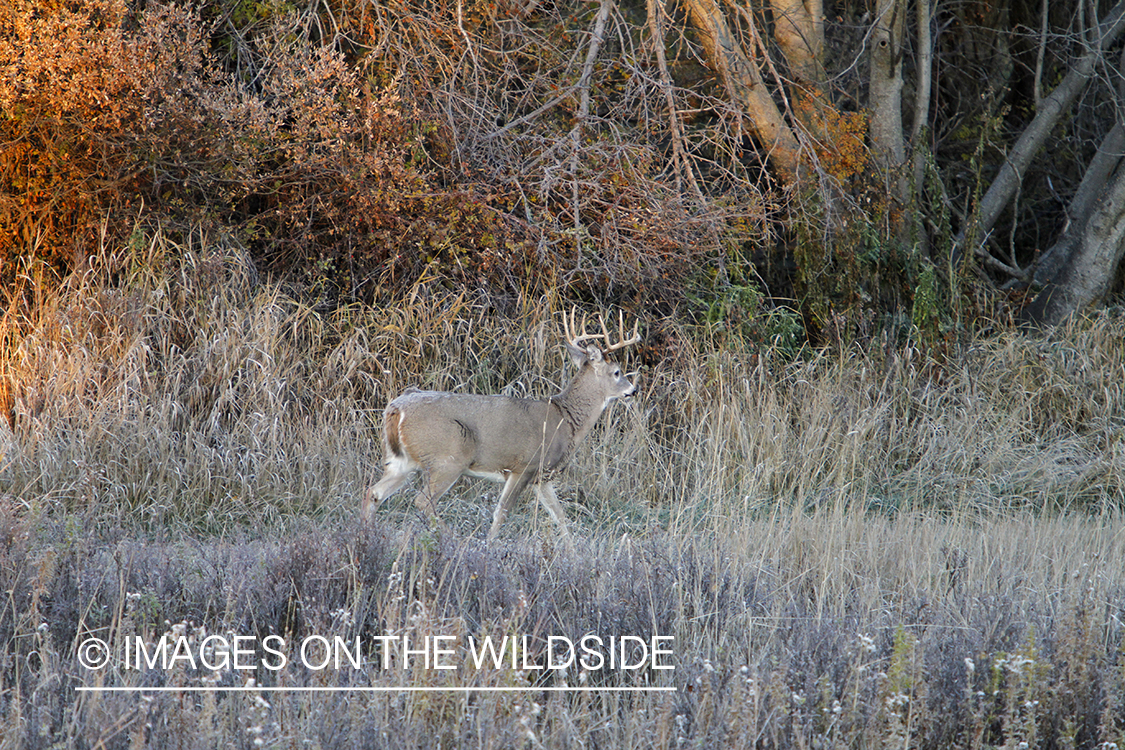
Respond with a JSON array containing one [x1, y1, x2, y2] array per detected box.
[[563, 308, 605, 350], [599, 309, 640, 353], [564, 308, 639, 353]]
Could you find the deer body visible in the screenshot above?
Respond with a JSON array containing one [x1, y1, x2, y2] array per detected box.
[[364, 314, 638, 540]]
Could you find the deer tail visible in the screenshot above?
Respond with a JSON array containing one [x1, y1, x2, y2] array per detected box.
[[384, 406, 405, 458]]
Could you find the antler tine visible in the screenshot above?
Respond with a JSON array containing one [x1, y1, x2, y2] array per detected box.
[[597, 313, 612, 346], [602, 309, 641, 353], [563, 307, 607, 349], [562, 307, 573, 345]]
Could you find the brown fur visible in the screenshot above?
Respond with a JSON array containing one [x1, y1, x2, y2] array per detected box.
[[385, 408, 404, 457], [364, 313, 640, 541]]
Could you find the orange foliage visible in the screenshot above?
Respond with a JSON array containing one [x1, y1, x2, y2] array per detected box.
[[2, 0, 764, 313], [795, 93, 871, 184]]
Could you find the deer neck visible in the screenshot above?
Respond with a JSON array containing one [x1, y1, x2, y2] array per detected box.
[[550, 380, 605, 444]]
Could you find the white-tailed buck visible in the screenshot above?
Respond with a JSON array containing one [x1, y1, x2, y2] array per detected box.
[[363, 311, 640, 540]]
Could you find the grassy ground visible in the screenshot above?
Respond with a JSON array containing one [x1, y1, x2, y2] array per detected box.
[[1, 236, 1123, 748]]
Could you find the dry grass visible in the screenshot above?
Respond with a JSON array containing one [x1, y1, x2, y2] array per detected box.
[[0, 227, 1124, 747], [0, 508, 1122, 748]]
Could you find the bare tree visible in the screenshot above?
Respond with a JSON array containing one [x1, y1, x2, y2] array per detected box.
[[681, 0, 804, 185], [1021, 71, 1125, 326], [956, 1, 1125, 268], [1021, 156, 1125, 325]]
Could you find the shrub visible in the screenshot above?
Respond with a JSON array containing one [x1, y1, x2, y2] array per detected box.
[[1, 0, 776, 317]]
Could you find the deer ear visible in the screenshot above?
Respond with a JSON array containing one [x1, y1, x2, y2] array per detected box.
[[565, 341, 588, 366]]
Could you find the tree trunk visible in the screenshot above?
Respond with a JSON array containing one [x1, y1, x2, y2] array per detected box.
[[868, 0, 908, 223], [1030, 122, 1125, 289], [869, 0, 906, 169], [910, 0, 933, 248], [1021, 159, 1125, 326], [682, 0, 804, 185], [768, 0, 829, 138], [768, 0, 825, 91]]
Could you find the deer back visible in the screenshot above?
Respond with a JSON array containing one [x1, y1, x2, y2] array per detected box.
[[385, 389, 571, 478]]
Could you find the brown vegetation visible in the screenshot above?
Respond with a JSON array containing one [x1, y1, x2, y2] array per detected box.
[[1, 0, 756, 317], [2, 0, 1125, 745], [8, 0, 1125, 336], [0, 241, 1123, 745]]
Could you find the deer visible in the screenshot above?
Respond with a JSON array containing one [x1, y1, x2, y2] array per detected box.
[[363, 310, 640, 541]]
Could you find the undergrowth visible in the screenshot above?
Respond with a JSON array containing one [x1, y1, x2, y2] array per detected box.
[[0, 230, 1123, 747], [0, 0, 766, 311]]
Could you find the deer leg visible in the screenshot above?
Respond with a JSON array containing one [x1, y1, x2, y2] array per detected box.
[[488, 471, 535, 540], [412, 460, 465, 524], [534, 481, 570, 537], [363, 457, 415, 521]]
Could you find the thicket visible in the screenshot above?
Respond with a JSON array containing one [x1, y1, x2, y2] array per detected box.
[[1, 0, 772, 327], [6, 0, 1125, 350], [2, 0, 489, 294]]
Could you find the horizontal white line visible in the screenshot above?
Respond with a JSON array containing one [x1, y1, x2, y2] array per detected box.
[[76, 686, 676, 693]]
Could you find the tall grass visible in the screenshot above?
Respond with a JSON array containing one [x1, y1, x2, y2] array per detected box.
[[1, 225, 1124, 747], [3, 224, 1124, 532], [1, 502, 1122, 747]]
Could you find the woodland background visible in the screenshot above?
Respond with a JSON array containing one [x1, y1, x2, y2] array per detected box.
[[5, 0, 1125, 343], [2, 0, 1125, 748]]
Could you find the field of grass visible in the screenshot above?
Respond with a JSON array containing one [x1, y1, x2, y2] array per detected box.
[[1, 234, 1124, 748]]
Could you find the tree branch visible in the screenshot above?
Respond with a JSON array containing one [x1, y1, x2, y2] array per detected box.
[[954, 0, 1125, 260], [682, 0, 804, 185], [569, 0, 615, 259], [646, 0, 703, 200]]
